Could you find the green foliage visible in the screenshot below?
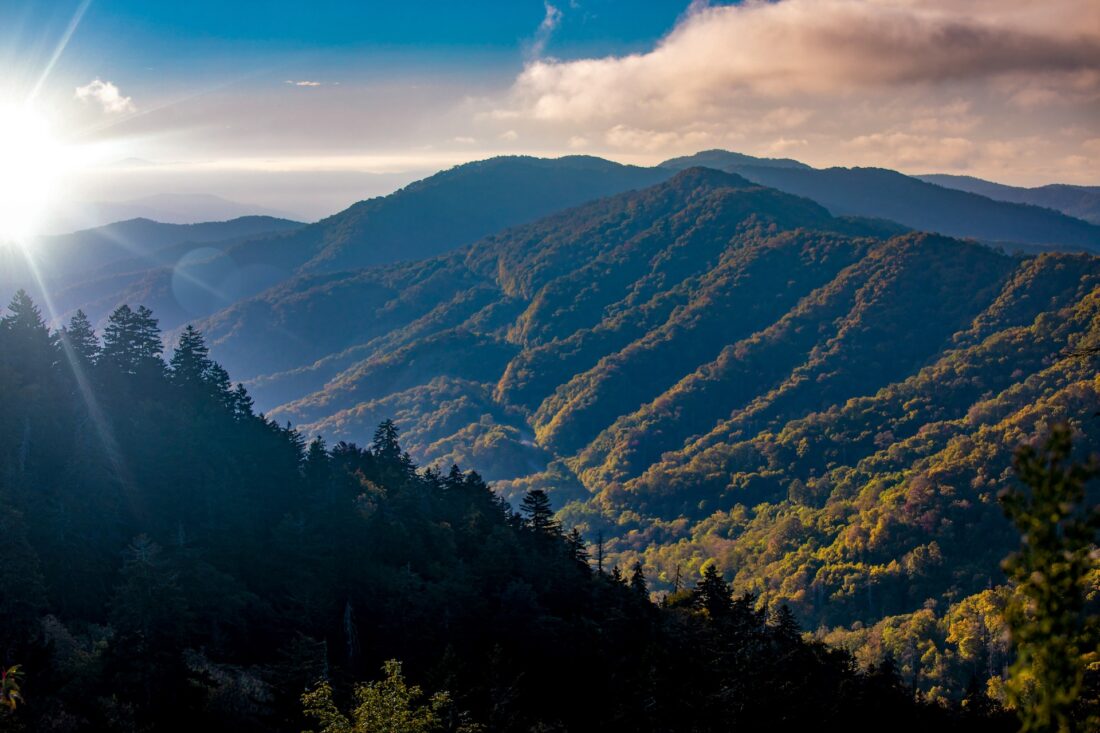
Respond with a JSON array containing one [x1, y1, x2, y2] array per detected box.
[[1000, 424, 1099, 733], [302, 661, 457, 733], [0, 666, 23, 711]]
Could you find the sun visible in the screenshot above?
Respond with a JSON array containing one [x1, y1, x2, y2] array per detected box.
[[0, 104, 70, 242]]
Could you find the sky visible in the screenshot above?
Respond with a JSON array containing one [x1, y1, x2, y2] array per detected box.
[[1, 0, 1098, 226]]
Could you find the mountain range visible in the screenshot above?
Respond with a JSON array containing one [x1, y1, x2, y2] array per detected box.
[[5, 150, 1100, 695], [918, 173, 1100, 225]]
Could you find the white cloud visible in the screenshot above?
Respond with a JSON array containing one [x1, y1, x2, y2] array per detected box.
[[74, 79, 135, 114], [480, 0, 1100, 182], [286, 80, 323, 87], [499, 129, 519, 142], [452, 136, 477, 144], [510, 1, 1099, 125]]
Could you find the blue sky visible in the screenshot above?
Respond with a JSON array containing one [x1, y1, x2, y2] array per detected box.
[[0, 0, 1096, 225], [3, 1, 691, 85]]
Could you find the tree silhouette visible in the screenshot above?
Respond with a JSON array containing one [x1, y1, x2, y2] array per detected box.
[[520, 489, 559, 537]]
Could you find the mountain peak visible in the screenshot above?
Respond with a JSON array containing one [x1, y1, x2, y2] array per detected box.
[[659, 149, 812, 171], [664, 166, 755, 191]]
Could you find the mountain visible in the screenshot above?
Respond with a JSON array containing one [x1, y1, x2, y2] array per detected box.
[[0, 216, 304, 328], [0, 156, 669, 332], [918, 174, 1100, 225], [84, 193, 303, 227], [659, 149, 812, 171], [177, 168, 1099, 699], [660, 152, 1100, 252], [0, 287, 994, 731], [278, 154, 673, 275]]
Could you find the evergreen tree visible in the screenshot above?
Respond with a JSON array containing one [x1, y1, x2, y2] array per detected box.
[[101, 304, 163, 377], [520, 489, 558, 537], [304, 436, 331, 490], [1, 290, 56, 374], [771, 604, 802, 644], [59, 309, 99, 365], [693, 565, 732, 619], [229, 383, 254, 420], [566, 528, 589, 567], [372, 419, 402, 463], [169, 325, 212, 388], [629, 562, 647, 596]]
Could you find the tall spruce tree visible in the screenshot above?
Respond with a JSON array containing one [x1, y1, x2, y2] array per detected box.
[[520, 489, 558, 537]]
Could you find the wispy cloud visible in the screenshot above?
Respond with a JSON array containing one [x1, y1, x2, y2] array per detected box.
[[74, 79, 136, 114], [285, 80, 325, 87], [529, 2, 563, 59]]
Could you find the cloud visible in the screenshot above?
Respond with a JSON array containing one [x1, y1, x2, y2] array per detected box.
[[529, 2, 563, 59], [286, 80, 323, 87], [74, 79, 135, 114], [483, 0, 1100, 182], [499, 129, 519, 142], [509, 0, 1099, 125]]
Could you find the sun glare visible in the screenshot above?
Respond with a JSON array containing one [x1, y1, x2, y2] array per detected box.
[[0, 104, 70, 243]]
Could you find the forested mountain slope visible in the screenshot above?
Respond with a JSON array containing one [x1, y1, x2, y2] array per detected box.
[[180, 168, 1100, 699], [0, 291, 996, 731]]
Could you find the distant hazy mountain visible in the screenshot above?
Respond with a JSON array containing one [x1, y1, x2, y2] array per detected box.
[[917, 173, 1100, 225], [729, 165, 1100, 251], [0, 216, 303, 326], [3, 156, 672, 331], [283, 155, 674, 274], [87, 193, 303, 227], [659, 149, 812, 171]]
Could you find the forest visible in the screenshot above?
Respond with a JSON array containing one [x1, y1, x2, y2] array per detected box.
[[4, 290, 1084, 730]]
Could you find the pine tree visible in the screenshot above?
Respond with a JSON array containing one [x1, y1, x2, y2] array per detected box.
[[629, 562, 647, 597], [770, 604, 801, 644], [566, 528, 589, 567], [102, 304, 163, 376], [372, 419, 402, 462], [1, 290, 56, 374], [520, 489, 559, 537], [169, 325, 212, 388], [229, 383, 254, 420], [59, 309, 99, 365], [693, 565, 732, 619], [304, 436, 331, 490]]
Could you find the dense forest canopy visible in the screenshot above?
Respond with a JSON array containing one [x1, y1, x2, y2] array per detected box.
[[0, 291, 1041, 731]]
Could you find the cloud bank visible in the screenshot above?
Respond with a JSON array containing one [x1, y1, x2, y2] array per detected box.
[[495, 0, 1100, 182]]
